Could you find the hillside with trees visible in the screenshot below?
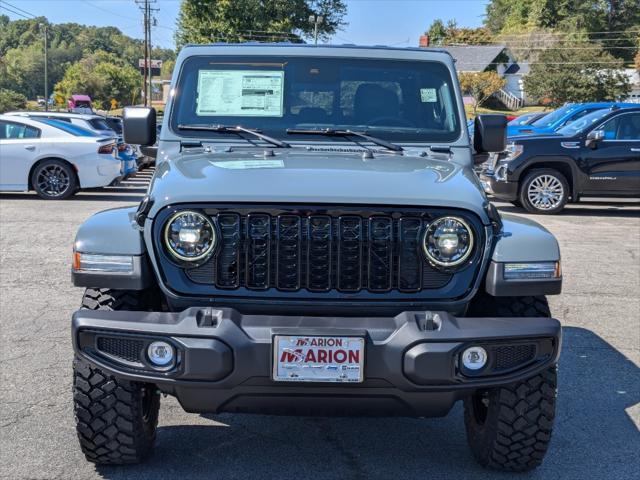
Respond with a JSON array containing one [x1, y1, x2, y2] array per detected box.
[[0, 15, 175, 109]]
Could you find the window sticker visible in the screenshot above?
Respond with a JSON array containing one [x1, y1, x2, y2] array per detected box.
[[196, 70, 284, 117], [420, 88, 437, 103]]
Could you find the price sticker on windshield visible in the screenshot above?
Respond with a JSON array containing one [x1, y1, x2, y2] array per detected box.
[[420, 88, 437, 103]]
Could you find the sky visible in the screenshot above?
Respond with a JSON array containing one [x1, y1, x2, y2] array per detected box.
[[0, 0, 490, 50]]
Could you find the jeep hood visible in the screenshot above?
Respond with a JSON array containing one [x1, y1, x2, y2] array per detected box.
[[147, 150, 490, 223]]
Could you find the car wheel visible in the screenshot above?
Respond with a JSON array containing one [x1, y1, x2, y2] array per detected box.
[[32, 160, 77, 200], [73, 288, 160, 464], [464, 293, 556, 472], [519, 169, 568, 214]]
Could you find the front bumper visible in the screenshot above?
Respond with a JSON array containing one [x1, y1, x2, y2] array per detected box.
[[480, 172, 519, 201], [72, 308, 561, 417]]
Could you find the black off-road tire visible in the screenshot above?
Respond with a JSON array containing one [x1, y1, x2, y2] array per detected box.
[[73, 288, 160, 464], [464, 293, 557, 472], [519, 168, 569, 215]]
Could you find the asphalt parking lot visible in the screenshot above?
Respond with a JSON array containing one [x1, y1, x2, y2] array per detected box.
[[1, 170, 638, 480]]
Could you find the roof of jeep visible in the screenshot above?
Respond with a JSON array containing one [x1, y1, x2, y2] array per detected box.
[[175, 43, 456, 62]]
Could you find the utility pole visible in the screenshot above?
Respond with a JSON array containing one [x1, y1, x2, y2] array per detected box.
[[40, 23, 48, 111], [136, 0, 157, 107], [309, 14, 324, 45]]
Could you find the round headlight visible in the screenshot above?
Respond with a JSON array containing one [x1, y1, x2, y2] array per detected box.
[[164, 211, 216, 262], [423, 216, 474, 268]]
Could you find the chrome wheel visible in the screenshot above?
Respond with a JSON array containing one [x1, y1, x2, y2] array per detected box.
[[527, 174, 564, 210], [36, 164, 70, 197]]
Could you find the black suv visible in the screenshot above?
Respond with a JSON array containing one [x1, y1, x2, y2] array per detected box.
[[482, 106, 640, 214]]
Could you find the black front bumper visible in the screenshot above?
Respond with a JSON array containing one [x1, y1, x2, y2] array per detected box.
[[72, 308, 561, 417], [481, 172, 519, 201]]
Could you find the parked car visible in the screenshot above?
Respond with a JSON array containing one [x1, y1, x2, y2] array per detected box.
[[507, 102, 638, 137], [70, 44, 563, 472], [5, 111, 137, 177], [0, 114, 121, 199], [508, 111, 547, 127], [68, 94, 94, 114], [482, 106, 640, 214]]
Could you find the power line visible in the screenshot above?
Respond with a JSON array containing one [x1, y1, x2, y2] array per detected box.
[[2, 0, 36, 18], [81, 0, 139, 23], [0, 4, 33, 19]]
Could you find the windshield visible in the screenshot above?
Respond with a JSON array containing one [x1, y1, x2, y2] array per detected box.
[[171, 56, 461, 143], [105, 117, 123, 134], [89, 118, 113, 131], [530, 106, 576, 128], [556, 109, 612, 136], [34, 118, 100, 137]]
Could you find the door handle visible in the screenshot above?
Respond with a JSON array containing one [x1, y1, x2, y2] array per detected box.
[[24, 145, 36, 151]]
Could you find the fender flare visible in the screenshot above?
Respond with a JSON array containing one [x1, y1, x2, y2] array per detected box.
[[73, 206, 152, 289], [509, 155, 582, 199]]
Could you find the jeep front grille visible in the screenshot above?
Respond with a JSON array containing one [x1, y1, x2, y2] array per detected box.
[[181, 209, 458, 293]]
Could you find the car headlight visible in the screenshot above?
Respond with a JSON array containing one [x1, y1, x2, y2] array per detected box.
[[505, 143, 524, 160], [422, 216, 474, 268], [163, 211, 216, 262]]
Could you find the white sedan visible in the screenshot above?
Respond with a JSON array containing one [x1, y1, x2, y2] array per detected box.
[[0, 115, 122, 199]]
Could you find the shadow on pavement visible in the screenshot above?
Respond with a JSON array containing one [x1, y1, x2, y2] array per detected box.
[[496, 203, 640, 218], [95, 327, 639, 480]]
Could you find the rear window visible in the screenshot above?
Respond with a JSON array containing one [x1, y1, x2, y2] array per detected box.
[[89, 118, 112, 131]]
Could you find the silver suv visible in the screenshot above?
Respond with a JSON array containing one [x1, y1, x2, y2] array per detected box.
[[70, 44, 562, 472]]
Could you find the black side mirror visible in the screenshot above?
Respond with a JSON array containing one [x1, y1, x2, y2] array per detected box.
[[474, 114, 507, 154], [123, 107, 156, 146], [585, 129, 604, 148]]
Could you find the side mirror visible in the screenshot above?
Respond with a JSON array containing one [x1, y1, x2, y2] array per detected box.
[[586, 129, 604, 148], [474, 114, 507, 154], [123, 107, 156, 146]]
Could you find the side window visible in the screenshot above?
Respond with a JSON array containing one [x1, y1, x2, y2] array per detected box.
[[601, 113, 640, 141], [0, 121, 40, 139]]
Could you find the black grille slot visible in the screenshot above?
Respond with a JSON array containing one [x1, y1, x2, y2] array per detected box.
[[493, 344, 536, 371], [246, 214, 271, 289], [337, 216, 363, 291], [276, 215, 302, 290], [307, 215, 332, 291], [97, 337, 143, 363], [216, 213, 241, 288], [180, 209, 458, 293]]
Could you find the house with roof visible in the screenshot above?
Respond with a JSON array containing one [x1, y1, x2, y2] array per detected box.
[[621, 69, 640, 103], [418, 37, 530, 109]]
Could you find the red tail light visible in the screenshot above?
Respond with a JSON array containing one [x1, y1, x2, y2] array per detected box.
[[98, 143, 115, 154], [117, 144, 127, 152]]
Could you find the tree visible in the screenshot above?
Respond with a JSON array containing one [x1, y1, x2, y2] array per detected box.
[[458, 71, 506, 114], [635, 52, 640, 72], [55, 51, 142, 107], [426, 19, 493, 46], [0, 88, 27, 113], [175, 0, 347, 48], [523, 42, 630, 107]]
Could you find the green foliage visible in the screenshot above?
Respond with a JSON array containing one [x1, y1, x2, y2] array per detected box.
[[0, 88, 28, 113], [175, 0, 347, 47], [426, 19, 493, 46], [0, 15, 176, 104], [523, 42, 631, 107], [484, 0, 640, 62], [458, 71, 506, 114], [55, 51, 142, 107]]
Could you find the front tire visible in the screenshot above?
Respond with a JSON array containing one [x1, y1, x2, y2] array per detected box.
[[73, 288, 160, 464], [519, 168, 568, 214], [464, 294, 557, 472]]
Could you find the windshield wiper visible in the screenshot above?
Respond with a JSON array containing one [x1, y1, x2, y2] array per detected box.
[[286, 128, 403, 152], [177, 124, 290, 148]]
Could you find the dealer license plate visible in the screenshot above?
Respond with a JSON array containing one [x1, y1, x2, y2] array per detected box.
[[272, 335, 365, 383]]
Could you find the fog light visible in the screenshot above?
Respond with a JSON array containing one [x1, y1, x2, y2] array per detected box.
[[147, 341, 174, 366], [462, 346, 487, 370]]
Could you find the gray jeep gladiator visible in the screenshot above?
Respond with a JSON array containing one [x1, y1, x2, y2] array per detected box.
[[71, 44, 562, 472]]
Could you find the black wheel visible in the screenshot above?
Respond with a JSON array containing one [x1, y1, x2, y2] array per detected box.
[[31, 159, 77, 199], [73, 288, 160, 464], [519, 168, 568, 214], [464, 293, 556, 472]]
